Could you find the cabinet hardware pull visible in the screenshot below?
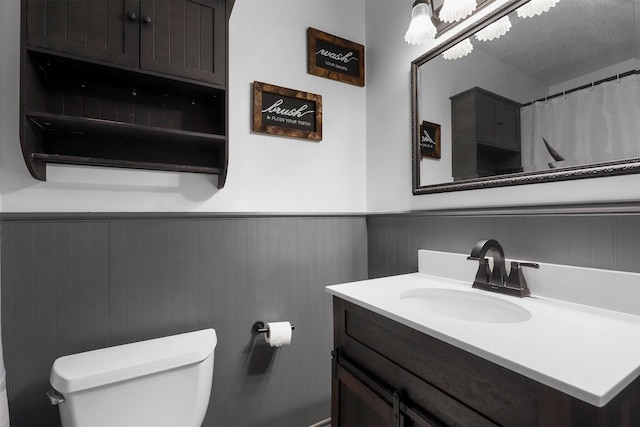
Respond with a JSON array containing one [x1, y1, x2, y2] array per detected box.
[[127, 11, 137, 21], [142, 15, 152, 25]]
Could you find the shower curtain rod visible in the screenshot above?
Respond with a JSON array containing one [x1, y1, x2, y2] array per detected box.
[[522, 69, 639, 107]]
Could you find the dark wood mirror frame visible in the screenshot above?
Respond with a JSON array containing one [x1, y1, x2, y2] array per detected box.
[[411, 0, 640, 195]]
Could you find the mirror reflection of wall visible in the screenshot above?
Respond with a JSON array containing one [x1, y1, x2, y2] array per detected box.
[[417, 0, 639, 188], [418, 42, 546, 185]]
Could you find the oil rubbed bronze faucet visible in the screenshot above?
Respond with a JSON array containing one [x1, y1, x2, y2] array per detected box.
[[467, 239, 539, 298]]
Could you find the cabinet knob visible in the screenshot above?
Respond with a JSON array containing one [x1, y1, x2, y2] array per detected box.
[[142, 15, 152, 26], [127, 11, 137, 21]]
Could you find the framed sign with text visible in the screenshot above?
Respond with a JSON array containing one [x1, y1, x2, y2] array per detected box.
[[253, 81, 322, 141], [420, 121, 441, 159], [307, 27, 365, 87]]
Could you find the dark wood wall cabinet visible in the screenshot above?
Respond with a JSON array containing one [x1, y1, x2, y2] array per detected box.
[[20, 0, 233, 187], [450, 87, 522, 181], [331, 298, 640, 427]]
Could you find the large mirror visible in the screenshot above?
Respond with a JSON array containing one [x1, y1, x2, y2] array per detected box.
[[412, 0, 640, 194]]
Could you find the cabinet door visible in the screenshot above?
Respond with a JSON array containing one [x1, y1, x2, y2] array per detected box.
[[476, 92, 520, 151], [333, 365, 394, 427], [476, 94, 499, 146], [139, 0, 226, 85], [25, 0, 139, 67], [496, 103, 520, 151]]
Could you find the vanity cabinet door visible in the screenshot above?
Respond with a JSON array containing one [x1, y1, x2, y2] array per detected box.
[[334, 298, 498, 427], [25, 0, 139, 67], [332, 364, 394, 427], [139, 0, 226, 85], [333, 360, 436, 427]]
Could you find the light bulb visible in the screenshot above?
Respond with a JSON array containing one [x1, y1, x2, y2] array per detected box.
[[439, 0, 477, 23], [516, 0, 560, 19], [442, 38, 473, 60], [475, 16, 512, 42], [404, 1, 437, 45]]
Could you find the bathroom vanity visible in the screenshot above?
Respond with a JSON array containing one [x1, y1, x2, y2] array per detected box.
[[327, 250, 640, 426]]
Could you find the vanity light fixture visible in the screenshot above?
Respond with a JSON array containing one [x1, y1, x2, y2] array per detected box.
[[439, 0, 477, 23], [475, 15, 512, 41], [516, 0, 560, 18], [404, 0, 437, 45], [442, 37, 474, 60]]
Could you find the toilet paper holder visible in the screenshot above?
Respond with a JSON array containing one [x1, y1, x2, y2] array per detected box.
[[254, 321, 295, 334]]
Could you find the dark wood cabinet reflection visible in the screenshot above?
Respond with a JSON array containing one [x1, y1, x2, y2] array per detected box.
[[451, 87, 522, 181]]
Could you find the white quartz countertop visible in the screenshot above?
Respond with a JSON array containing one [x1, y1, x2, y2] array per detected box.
[[326, 254, 640, 407]]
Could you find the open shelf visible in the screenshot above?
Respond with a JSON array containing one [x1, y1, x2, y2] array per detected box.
[[32, 153, 222, 175], [26, 112, 226, 147], [21, 50, 228, 185], [27, 47, 226, 99], [24, 110, 226, 182]]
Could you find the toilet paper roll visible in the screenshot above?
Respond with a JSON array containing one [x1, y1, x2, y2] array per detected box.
[[264, 321, 292, 347]]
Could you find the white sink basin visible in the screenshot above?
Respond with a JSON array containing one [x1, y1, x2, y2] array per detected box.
[[399, 288, 532, 323]]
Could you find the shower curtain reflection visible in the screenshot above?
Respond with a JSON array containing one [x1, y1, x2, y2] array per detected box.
[[521, 73, 640, 171]]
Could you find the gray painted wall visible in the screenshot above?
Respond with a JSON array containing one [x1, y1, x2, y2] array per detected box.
[[367, 212, 640, 278], [1, 215, 368, 427]]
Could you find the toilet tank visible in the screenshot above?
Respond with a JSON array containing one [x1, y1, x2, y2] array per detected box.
[[50, 329, 217, 427]]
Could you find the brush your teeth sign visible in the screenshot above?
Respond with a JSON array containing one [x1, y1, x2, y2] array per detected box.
[[261, 92, 315, 130], [253, 82, 322, 141]]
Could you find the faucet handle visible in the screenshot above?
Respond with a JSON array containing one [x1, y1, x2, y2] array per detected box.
[[517, 262, 540, 269], [505, 261, 539, 295]]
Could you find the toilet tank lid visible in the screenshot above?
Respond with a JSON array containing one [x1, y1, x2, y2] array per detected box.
[[50, 328, 217, 394]]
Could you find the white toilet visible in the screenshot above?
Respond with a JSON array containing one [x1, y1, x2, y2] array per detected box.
[[47, 328, 217, 426]]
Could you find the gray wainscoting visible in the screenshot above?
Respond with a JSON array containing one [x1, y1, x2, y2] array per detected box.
[[3, 209, 639, 426], [367, 211, 640, 278], [1, 214, 368, 427]]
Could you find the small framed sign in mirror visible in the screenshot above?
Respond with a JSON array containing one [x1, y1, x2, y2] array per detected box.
[[252, 81, 323, 141], [307, 27, 365, 87], [420, 120, 441, 159]]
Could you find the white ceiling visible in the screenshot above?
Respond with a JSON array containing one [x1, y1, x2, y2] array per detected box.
[[472, 0, 638, 86]]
